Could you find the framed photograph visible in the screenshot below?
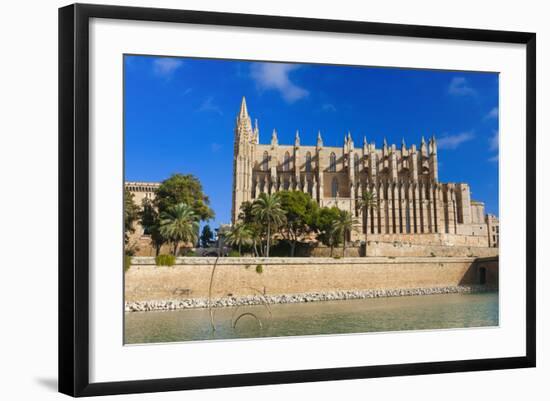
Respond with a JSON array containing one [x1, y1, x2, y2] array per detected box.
[[59, 3, 536, 397]]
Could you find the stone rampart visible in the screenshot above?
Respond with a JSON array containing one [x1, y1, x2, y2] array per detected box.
[[125, 256, 498, 303]]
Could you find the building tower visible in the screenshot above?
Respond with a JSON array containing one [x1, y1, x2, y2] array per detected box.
[[231, 97, 255, 223]]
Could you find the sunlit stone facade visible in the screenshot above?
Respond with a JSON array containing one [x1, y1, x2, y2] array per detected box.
[[231, 97, 498, 246]]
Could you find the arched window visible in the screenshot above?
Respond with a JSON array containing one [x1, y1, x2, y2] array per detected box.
[[329, 152, 336, 172], [283, 152, 290, 171], [354, 154, 359, 173], [305, 152, 312, 172], [331, 178, 339, 197], [262, 151, 269, 171]]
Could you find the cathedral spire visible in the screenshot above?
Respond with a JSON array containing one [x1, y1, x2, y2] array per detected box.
[[401, 137, 406, 150], [431, 135, 437, 155], [317, 130, 323, 147], [421, 135, 427, 155], [252, 118, 259, 144], [295, 130, 300, 147], [238, 96, 249, 120], [271, 128, 278, 147]]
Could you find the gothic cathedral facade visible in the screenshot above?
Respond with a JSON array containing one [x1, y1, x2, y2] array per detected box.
[[231, 97, 498, 246]]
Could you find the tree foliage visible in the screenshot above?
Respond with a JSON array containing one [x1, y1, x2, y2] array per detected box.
[[140, 197, 166, 255], [124, 188, 140, 245], [155, 174, 215, 221], [224, 223, 252, 256], [200, 224, 214, 248], [251, 193, 286, 257], [313, 206, 343, 256], [356, 190, 377, 256], [331, 210, 358, 257], [159, 202, 199, 255], [277, 190, 318, 256]]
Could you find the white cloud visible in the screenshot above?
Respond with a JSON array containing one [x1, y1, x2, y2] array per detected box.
[[485, 107, 499, 119], [250, 63, 309, 103], [489, 130, 499, 151], [152, 58, 183, 78], [198, 96, 223, 115], [322, 103, 336, 112], [448, 77, 476, 96], [437, 131, 475, 150]]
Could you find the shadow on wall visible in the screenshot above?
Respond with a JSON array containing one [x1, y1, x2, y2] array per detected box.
[[459, 257, 499, 287]]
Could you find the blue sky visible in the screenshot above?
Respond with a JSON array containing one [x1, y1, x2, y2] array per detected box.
[[124, 55, 499, 228]]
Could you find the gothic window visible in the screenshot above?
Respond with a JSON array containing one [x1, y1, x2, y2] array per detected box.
[[305, 152, 312, 172], [283, 152, 290, 172], [331, 178, 339, 197], [329, 152, 337, 172], [262, 151, 269, 171]]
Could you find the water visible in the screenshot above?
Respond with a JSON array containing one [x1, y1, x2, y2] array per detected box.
[[124, 292, 499, 344]]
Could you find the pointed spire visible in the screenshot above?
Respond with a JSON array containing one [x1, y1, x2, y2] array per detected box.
[[271, 128, 278, 146], [295, 130, 300, 147], [251, 118, 259, 144], [238, 96, 249, 119], [383, 137, 388, 147], [431, 135, 437, 155], [317, 130, 323, 147], [402, 137, 406, 149], [363, 136, 367, 147], [421, 135, 427, 154]]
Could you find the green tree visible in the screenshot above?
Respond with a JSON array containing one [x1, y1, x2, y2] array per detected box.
[[140, 198, 166, 256], [251, 193, 286, 257], [200, 224, 214, 248], [278, 190, 318, 256], [332, 210, 359, 257], [124, 188, 140, 246], [356, 190, 377, 256], [237, 201, 264, 256], [159, 202, 199, 255], [155, 174, 215, 221], [314, 207, 342, 257], [224, 223, 252, 256]]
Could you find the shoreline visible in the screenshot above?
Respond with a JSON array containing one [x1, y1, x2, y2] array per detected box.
[[125, 285, 497, 313]]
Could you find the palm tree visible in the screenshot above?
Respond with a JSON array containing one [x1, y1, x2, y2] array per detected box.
[[225, 222, 252, 256], [159, 202, 199, 255], [331, 210, 358, 257], [251, 193, 286, 257], [356, 190, 377, 257]]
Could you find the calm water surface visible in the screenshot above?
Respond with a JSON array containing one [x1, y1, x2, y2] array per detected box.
[[125, 292, 499, 344]]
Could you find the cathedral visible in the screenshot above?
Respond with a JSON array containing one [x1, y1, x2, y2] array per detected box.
[[231, 97, 499, 247]]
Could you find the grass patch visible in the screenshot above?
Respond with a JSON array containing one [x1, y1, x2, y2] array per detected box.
[[155, 254, 176, 267], [228, 250, 241, 257], [255, 264, 263, 274], [124, 255, 132, 272]]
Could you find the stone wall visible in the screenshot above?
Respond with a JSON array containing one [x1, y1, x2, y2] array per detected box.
[[125, 256, 498, 302]]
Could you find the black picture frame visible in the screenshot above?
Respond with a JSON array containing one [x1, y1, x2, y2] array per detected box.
[[59, 3, 536, 397]]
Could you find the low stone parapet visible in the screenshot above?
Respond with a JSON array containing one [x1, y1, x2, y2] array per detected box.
[[125, 256, 498, 303]]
